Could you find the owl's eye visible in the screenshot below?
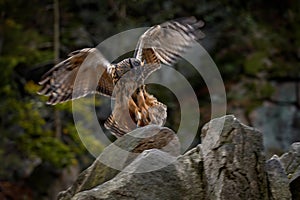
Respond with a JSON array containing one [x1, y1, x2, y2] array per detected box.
[[130, 59, 140, 68]]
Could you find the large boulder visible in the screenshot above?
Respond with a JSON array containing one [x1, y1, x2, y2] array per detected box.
[[279, 142, 300, 199], [58, 125, 180, 200], [201, 115, 268, 200], [58, 115, 300, 200], [265, 155, 291, 200]]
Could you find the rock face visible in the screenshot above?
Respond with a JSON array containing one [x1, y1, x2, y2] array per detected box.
[[201, 115, 268, 200], [265, 155, 291, 200], [279, 142, 300, 199], [249, 82, 300, 158], [58, 115, 300, 200]]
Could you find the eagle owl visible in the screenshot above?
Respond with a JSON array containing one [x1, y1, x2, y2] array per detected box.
[[38, 17, 205, 137]]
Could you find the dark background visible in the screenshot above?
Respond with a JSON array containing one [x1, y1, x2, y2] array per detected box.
[[0, 0, 299, 199]]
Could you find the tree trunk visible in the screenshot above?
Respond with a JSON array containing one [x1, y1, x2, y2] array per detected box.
[[54, 0, 61, 138]]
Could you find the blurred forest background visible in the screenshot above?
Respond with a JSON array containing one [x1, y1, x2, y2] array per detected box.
[[0, 0, 299, 199]]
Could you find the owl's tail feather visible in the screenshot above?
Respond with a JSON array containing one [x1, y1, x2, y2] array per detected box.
[[104, 115, 127, 137]]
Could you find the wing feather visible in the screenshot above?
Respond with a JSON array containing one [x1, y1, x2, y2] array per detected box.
[[104, 114, 128, 137], [104, 98, 137, 137], [38, 48, 114, 105], [134, 17, 205, 77]]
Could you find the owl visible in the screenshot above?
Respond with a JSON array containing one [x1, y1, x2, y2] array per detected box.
[[38, 17, 205, 136]]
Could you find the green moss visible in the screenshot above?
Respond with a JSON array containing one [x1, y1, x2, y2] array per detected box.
[[244, 52, 267, 76]]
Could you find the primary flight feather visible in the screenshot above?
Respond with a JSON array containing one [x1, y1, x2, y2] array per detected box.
[[38, 17, 205, 136]]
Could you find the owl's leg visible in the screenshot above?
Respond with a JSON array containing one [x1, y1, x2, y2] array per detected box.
[[141, 86, 167, 126], [136, 85, 152, 126], [128, 98, 141, 126]]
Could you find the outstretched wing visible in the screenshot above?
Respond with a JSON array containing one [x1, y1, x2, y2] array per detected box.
[[134, 17, 205, 77], [38, 48, 114, 105]]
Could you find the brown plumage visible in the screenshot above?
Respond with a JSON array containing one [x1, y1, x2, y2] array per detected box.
[[38, 17, 204, 136], [104, 85, 167, 137]]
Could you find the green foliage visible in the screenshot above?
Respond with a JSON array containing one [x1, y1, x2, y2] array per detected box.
[[0, 2, 89, 180], [214, 0, 299, 114], [244, 52, 268, 76], [20, 136, 75, 168], [0, 1, 299, 198]]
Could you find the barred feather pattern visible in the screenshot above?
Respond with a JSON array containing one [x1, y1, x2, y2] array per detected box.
[[38, 17, 204, 136], [134, 16, 205, 74], [104, 85, 167, 137], [38, 48, 114, 105]]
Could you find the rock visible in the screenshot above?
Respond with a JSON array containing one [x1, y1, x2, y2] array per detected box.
[[279, 142, 300, 199], [201, 115, 268, 200], [265, 155, 291, 200], [249, 82, 300, 158], [57, 115, 300, 200], [58, 125, 180, 200], [73, 147, 204, 200], [57, 157, 119, 200], [279, 142, 300, 182], [290, 176, 300, 200]]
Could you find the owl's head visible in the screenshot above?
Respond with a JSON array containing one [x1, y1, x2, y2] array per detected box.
[[113, 58, 142, 83], [128, 58, 142, 68]]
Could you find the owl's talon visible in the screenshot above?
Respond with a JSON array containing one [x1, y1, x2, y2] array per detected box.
[[38, 17, 204, 136]]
